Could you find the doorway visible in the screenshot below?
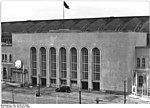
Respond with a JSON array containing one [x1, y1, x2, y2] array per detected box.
[[81, 81, 88, 90], [41, 78, 46, 87], [93, 82, 100, 91]]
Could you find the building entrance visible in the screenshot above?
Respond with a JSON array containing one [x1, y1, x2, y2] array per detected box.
[[132, 70, 150, 99]]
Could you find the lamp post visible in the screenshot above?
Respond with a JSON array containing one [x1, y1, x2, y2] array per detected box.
[[79, 89, 81, 104], [124, 80, 126, 104]]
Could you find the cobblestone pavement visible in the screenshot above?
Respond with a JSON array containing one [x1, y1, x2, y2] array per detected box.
[[2, 86, 150, 104]]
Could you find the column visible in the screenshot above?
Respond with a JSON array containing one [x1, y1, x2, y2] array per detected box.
[[56, 48, 60, 87], [37, 47, 40, 86], [28, 48, 31, 84], [135, 71, 137, 95], [88, 49, 92, 91], [77, 49, 81, 89], [147, 72, 148, 96], [46, 47, 50, 87], [67, 48, 70, 86]]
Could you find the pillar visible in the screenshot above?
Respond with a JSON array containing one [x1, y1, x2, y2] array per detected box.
[[88, 49, 92, 91], [46, 47, 50, 87], [56, 48, 60, 87], [67, 48, 70, 86], [77, 49, 81, 89], [28, 48, 31, 84]]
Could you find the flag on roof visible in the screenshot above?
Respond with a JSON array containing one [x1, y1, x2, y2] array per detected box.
[[64, 1, 70, 9]]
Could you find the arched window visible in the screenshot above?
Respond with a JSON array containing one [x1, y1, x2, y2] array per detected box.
[[142, 58, 145, 68], [50, 47, 56, 78], [31, 47, 37, 76], [40, 47, 46, 76], [137, 58, 140, 68], [92, 48, 100, 80], [81, 48, 88, 80], [60, 47, 67, 78], [70, 48, 77, 79]]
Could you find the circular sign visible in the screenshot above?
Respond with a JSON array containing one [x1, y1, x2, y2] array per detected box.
[[15, 60, 22, 69]]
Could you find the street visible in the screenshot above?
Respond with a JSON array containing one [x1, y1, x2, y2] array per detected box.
[[2, 86, 150, 104]]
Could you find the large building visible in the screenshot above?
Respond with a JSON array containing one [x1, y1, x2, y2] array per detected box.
[[1, 16, 150, 95]]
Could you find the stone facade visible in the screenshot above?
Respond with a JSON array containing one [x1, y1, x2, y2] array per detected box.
[[5, 31, 146, 93]]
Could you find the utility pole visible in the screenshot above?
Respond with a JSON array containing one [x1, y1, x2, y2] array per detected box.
[[124, 80, 126, 104]]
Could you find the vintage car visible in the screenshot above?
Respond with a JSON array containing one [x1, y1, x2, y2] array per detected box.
[[55, 86, 71, 93]]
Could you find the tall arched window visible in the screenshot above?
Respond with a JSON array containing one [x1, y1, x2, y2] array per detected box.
[[142, 58, 145, 68], [81, 48, 88, 80], [50, 47, 56, 78], [137, 58, 140, 68], [40, 47, 46, 76], [31, 47, 37, 76], [70, 48, 77, 79], [92, 48, 100, 80], [60, 47, 67, 78]]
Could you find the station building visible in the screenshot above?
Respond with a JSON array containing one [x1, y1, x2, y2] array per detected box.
[[1, 16, 150, 94]]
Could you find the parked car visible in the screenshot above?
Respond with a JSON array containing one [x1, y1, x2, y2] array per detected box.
[[55, 86, 71, 93]]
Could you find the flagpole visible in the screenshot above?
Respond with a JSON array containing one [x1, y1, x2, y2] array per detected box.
[[63, 1, 65, 19]]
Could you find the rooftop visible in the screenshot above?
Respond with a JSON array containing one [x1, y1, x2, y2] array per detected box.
[[1, 16, 150, 36]]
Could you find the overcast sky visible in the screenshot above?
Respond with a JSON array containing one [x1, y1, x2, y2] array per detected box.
[[1, 0, 150, 22]]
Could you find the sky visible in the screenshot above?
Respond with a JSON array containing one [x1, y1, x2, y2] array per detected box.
[[1, 0, 150, 22]]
